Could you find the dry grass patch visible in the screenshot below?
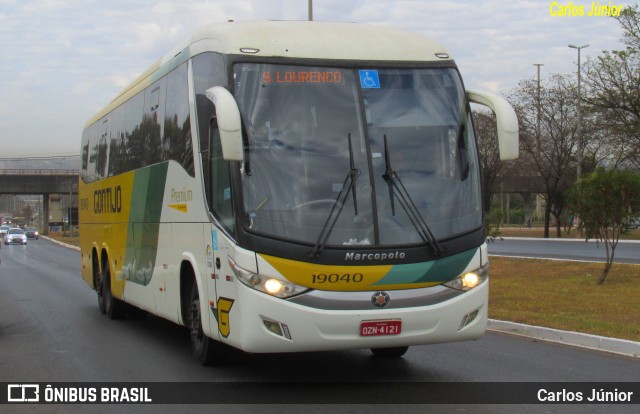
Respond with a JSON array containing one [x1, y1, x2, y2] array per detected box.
[[489, 256, 640, 342]]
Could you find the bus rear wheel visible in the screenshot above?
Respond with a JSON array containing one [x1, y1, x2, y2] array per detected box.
[[103, 260, 126, 319], [189, 282, 228, 366], [93, 253, 106, 314], [370, 346, 409, 358], [96, 273, 106, 315]]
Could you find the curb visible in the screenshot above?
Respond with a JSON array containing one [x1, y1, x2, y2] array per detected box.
[[488, 319, 640, 359], [500, 236, 640, 244], [41, 235, 81, 252]]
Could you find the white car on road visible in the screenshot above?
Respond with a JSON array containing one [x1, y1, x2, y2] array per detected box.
[[4, 228, 28, 245]]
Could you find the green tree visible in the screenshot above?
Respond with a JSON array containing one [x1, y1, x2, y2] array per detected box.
[[567, 168, 640, 284], [484, 208, 503, 241], [21, 205, 34, 225]]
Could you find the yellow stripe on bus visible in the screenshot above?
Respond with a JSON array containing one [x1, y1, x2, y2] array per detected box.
[[260, 254, 391, 290], [256, 254, 438, 291]]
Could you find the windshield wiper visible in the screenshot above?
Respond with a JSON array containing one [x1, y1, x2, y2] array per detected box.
[[308, 134, 360, 259], [382, 135, 444, 256]]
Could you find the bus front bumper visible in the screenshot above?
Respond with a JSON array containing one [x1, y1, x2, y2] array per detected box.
[[220, 280, 488, 353]]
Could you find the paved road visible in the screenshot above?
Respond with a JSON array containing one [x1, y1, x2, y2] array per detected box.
[[487, 237, 640, 264], [1, 239, 639, 413]]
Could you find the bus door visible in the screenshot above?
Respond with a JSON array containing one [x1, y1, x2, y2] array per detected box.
[[206, 227, 237, 342]]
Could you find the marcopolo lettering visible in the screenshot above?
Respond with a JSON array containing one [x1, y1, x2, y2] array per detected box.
[[94, 186, 123, 214], [345, 251, 405, 261]]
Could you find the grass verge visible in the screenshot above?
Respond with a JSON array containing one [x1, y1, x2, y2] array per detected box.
[[489, 256, 640, 342]]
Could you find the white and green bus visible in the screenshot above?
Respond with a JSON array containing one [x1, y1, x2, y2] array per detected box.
[[80, 21, 518, 364]]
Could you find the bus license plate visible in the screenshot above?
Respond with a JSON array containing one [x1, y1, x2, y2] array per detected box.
[[360, 320, 402, 337]]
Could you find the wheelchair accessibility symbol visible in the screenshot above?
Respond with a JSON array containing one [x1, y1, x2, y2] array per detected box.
[[359, 70, 380, 89]]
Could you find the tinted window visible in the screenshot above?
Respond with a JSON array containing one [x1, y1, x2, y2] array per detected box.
[[125, 91, 145, 172], [193, 52, 227, 152], [192, 52, 228, 213], [164, 63, 193, 175], [108, 105, 125, 176], [86, 123, 100, 181], [81, 129, 89, 180], [143, 78, 166, 166], [81, 61, 195, 181], [209, 125, 234, 233]]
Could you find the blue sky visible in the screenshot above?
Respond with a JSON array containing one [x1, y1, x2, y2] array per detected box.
[[0, 0, 628, 157]]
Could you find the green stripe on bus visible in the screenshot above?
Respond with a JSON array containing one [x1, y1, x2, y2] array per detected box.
[[126, 162, 169, 285], [373, 248, 477, 285]]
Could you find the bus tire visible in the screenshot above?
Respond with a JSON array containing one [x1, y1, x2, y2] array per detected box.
[[103, 260, 126, 320], [189, 282, 227, 366], [95, 265, 106, 315], [370, 346, 409, 358]]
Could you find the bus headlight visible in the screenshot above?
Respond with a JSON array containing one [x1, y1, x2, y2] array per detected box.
[[228, 257, 309, 298], [443, 263, 489, 291]]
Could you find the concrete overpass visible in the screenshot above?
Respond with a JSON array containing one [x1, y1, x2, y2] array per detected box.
[[0, 169, 78, 232]]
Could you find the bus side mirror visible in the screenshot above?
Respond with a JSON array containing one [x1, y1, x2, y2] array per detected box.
[[205, 86, 244, 162], [466, 89, 519, 160]]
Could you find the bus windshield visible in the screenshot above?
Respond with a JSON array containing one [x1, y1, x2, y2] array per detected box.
[[233, 63, 482, 248]]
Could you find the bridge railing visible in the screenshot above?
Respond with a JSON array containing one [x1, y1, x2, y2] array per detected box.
[[0, 169, 79, 176]]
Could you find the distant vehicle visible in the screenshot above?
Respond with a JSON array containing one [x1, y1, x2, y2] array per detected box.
[[0, 225, 10, 236], [25, 227, 40, 239], [5, 228, 27, 245], [627, 217, 640, 230]]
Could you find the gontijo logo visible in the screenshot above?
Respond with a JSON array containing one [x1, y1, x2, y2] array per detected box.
[[94, 185, 122, 214]]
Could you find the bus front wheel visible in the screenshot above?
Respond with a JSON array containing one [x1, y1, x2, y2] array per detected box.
[[189, 282, 228, 366]]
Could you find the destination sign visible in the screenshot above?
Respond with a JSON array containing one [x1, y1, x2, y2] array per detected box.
[[262, 70, 343, 84]]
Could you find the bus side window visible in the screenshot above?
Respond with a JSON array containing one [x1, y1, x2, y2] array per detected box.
[[209, 117, 234, 234]]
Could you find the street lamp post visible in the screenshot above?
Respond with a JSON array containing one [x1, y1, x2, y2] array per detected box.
[[569, 43, 589, 237], [308, 0, 313, 21], [568, 43, 589, 180], [534, 63, 544, 153]]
